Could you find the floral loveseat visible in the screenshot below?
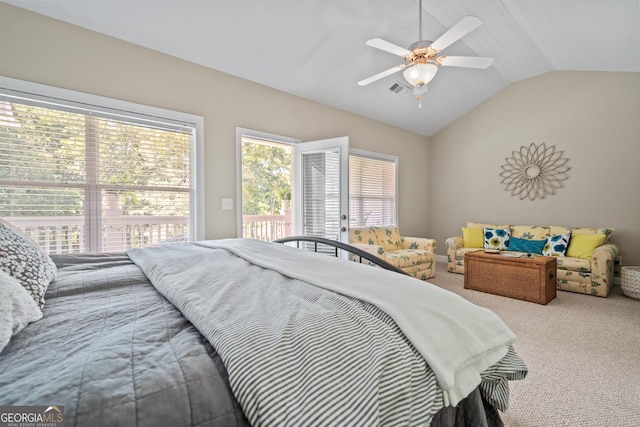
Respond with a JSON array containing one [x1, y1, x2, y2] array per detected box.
[[349, 226, 436, 280], [446, 222, 618, 297]]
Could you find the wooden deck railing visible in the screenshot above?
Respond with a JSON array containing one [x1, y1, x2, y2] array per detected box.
[[8, 216, 189, 254], [242, 214, 289, 241], [8, 213, 292, 253]]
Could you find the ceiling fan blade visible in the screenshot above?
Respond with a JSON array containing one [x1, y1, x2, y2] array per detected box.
[[438, 56, 494, 69], [357, 64, 407, 86], [430, 16, 482, 52], [365, 38, 411, 57]]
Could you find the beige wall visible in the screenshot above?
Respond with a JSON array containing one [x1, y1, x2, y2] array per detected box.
[[4, 4, 638, 266], [0, 4, 430, 240], [429, 71, 640, 266]]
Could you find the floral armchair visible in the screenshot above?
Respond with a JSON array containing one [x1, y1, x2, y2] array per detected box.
[[349, 226, 436, 280]]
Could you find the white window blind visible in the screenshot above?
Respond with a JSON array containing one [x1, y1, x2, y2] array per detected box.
[[0, 90, 197, 254], [349, 152, 397, 228], [302, 150, 341, 240]]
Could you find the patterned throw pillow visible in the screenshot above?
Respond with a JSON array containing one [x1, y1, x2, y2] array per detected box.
[[542, 233, 572, 257], [507, 237, 546, 254], [0, 219, 57, 309], [0, 269, 43, 352], [484, 228, 511, 251]]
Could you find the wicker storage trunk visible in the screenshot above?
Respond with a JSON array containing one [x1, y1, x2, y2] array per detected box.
[[464, 251, 557, 305]]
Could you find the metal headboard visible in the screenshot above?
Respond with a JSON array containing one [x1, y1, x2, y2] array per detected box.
[[273, 236, 408, 276]]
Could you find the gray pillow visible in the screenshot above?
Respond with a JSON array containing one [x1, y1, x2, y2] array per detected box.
[[0, 219, 57, 309], [0, 269, 43, 353]]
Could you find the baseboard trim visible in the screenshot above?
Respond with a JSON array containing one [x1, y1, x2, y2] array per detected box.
[[436, 254, 447, 263]]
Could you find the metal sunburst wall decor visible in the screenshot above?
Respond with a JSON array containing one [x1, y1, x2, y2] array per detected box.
[[500, 142, 571, 201]]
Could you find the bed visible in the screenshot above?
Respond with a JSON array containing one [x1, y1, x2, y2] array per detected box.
[[0, 229, 527, 427]]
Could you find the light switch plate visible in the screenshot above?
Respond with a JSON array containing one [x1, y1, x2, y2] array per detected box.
[[221, 198, 233, 210]]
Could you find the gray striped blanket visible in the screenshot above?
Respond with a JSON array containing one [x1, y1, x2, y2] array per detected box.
[[128, 240, 526, 426]]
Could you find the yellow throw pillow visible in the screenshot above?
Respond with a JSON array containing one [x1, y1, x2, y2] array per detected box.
[[566, 233, 607, 259], [462, 227, 484, 248]]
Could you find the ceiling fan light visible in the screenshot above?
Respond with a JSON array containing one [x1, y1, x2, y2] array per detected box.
[[403, 63, 438, 86]]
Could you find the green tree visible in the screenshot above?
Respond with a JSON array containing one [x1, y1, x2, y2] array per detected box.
[[0, 102, 191, 217], [241, 141, 291, 215]]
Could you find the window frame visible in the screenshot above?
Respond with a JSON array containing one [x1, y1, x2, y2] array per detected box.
[[0, 75, 205, 244]]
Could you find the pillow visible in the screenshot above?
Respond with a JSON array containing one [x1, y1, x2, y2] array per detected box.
[[350, 227, 378, 246], [510, 225, 550, 240], [484, 227, 511, 251], [542, 233, 572, 257], [507, 237, 546, 254], [0, 219, 57, 308], [551, 226, 614, 243], [0, 269, 43, 353], [373, 226, 403, 251], [566, 233, 607, 259], [462, 227, 484, 248]]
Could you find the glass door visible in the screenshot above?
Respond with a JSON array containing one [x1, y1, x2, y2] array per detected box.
[[293, 137, 349, 244]]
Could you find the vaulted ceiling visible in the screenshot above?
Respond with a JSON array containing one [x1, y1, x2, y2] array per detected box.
[[6, 0, 639, 136]]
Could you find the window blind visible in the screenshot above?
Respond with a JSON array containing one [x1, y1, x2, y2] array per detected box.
[[0, 92, 196, 254], [349, 153, 397, 228], [302, 151, 341, 240]]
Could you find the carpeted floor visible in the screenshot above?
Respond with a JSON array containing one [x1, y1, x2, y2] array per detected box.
[[427, 262, 640, 427]]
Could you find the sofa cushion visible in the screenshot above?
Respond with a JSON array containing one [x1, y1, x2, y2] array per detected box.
[[401, 263, 434, 278], [510, 225, 550, 240], [456, 247, 484, 257], [484, 227, 511, 251], [385, 249, 433, 269], [462, 227, 484, 248], [557, 266, 591, 284], [374, 226, 403, 251], [557, 256, 591, 272], [551, 226, 614, 243], [508, 237, 545, 254], [349, 227, 379, 246], [467, 222, 508, 229], [566, 234, 607, 259], [542, 233, 572, 257]]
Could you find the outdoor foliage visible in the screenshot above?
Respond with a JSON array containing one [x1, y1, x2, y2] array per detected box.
[[241, 141, 291, 215], [0, 102, 191, 217]]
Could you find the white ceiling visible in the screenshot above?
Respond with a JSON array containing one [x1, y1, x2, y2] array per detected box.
[[5, 0, 640, 137]]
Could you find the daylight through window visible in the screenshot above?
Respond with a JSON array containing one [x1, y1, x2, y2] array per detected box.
[[349, 152, 397, 228], [0, 90, 197, 254]]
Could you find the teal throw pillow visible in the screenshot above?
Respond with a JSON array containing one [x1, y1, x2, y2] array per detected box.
[[507, 237, 546, 254], [484, 227, 511, 251], [542, 233, 572, 257]]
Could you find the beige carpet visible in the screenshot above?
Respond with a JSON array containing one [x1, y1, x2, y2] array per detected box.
[[427, 262, 640, 427]]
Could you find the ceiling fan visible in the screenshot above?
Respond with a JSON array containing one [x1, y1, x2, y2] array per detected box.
[[358, 0, 494, 108]]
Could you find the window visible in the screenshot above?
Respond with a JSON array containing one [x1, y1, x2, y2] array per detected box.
[[0, 77, 203, 254], [349, 150, 398, 228], [236, 128, 299, 240]]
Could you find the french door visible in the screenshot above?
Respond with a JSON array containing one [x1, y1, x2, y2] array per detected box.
[[293, 137, 349, 244]]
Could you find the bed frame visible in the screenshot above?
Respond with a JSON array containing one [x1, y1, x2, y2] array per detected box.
[[274, 235, 407, 276]]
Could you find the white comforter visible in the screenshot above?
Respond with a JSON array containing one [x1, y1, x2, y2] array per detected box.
[[195, 238, 517, 406]]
